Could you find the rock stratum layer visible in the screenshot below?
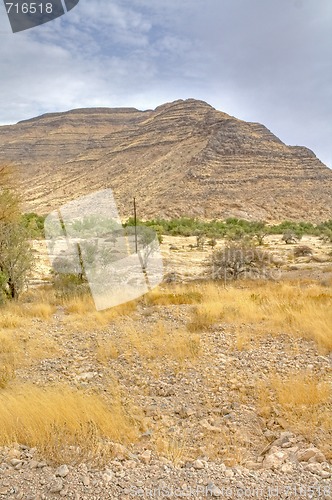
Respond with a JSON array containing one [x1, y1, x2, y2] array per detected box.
[[0, 99, 331, 222]]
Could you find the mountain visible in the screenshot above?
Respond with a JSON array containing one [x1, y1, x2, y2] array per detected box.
[[0, 98, 331, 222]]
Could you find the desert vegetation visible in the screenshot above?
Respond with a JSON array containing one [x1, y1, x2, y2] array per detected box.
[[0, 277, 331, 467], [0, 174, 331, 496], [124, 216, 332, 242], [21, 213, 332, 242]]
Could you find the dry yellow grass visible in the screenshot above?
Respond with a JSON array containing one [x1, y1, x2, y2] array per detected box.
[[0, 299, 55, 329], [156, 435, 190, 466], [23, 302, 56, 319], [0, 277, 330, 467], [0, 304, 25, 329], [96, 338, 119, 363], [62, 293, 96, 314], [257, 371, 332, 458], [0, 383, 141, 465], [62, 294, 138, 330], [124, 320, 201, 365], [186, 281, 332, 351], [0, 331, 19, 388], [144, 285, 203, 306]]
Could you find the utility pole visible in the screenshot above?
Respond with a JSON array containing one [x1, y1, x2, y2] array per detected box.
[[133, 197, 138, 253]]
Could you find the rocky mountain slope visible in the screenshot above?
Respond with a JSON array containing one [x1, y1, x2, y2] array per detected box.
[[0, 99, 331, 221]]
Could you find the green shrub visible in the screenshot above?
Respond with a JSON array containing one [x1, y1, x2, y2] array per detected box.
[[21, 212, 46, 238]]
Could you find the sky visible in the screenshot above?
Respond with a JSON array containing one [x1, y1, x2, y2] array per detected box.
[[0, 0, 331, 167]]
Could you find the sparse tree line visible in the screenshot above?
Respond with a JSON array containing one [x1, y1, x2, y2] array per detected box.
[[124, 216, 332, 245], [0, 164, 331, 302], [18, 213, 332, 244]]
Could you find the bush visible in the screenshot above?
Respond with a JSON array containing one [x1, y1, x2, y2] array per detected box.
[[282, 231, 300, 244], [293, 246, 313, 257], [21, 212, 46, 238], [207, 237, 217, 248], [51, 271, 90, 301], [210, 243, 270, 281], [319, 229, 332, 243]]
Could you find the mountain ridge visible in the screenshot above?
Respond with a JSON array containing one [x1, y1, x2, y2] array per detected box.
[[0, 98, 331, 222]]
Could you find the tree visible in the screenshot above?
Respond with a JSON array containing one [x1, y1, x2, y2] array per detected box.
[[0, 165, 34, 300], [0, 222, 34, 299], [194, 230, 206, 250], [253, 229, 268, 246], [210, 243, 269, 281]]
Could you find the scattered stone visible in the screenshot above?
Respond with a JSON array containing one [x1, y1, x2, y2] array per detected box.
[[305, 463, 331, 478], [193, 459, 204, 470], [55, 464, 69, 478], [48, 478, 63, 493], [207, 483, 222, 497], [263, 449, 288, 470], [102, 469, 113, 483], [297, 448, 326, 463], [140, 450, 152, 464], [82, 475, 90, 487]]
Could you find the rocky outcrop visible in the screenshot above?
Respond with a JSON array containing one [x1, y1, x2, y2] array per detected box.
[[0, 99, 331, 221]]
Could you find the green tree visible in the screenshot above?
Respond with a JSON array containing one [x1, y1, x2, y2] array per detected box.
[[0, 165, 34, 300], [0, 222, 34, 299]]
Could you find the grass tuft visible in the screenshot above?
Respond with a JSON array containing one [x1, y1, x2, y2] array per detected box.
[[0, 383, 141, 465]]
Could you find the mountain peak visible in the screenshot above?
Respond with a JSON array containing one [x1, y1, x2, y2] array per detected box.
[[0, 100, 331, 222]]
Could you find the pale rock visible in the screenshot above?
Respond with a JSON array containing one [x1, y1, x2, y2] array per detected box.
[[49, 478, 63, 493], [82, 475, 90, 487], [207, 484, 222, 497], [225, 469, 234, 478], [102, 469, 113, 483], [297, 448, 325, 463], [55, 464, 69, 477], [112, 443, 127, 460], [280, 463, 294, 474], [263, 450, 288, 470], [140, 450, 152, 464], [193, 459, 204, 469], [10, 459, 22, 467]]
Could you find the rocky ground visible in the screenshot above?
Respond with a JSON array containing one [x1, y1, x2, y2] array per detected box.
[[0, 442, 331, 499], [0, 235, 331, 499], [31, 234, 332, 286], [1, 301, 331, 499]]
